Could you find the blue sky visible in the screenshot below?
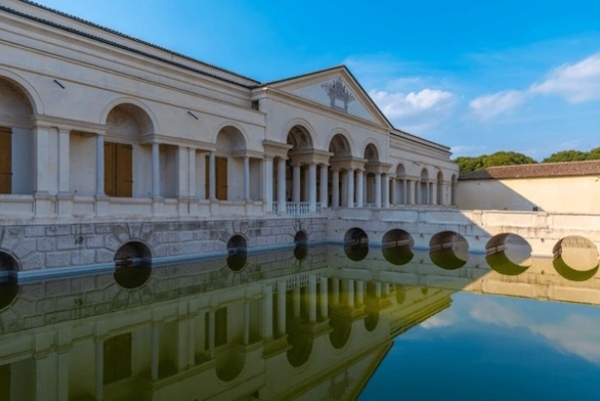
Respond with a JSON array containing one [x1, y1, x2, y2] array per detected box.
[[32, 0, 600, 160]]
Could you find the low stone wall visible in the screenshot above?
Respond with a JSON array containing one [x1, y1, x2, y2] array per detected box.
[[0, 217, 327, 281]]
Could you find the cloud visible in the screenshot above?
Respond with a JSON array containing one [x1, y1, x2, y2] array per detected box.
[[421, 309, 460, 329], [469, 89, 527, 120], [530, 53, 600, 103], [369, 88, 455, 121]]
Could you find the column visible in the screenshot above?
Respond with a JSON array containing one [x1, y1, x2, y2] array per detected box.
[[96, 134, 104, 196], [243, 156, 250, 200], [363, 173, 367, 204], [331, 278, 340, 306], [341, 171, 347, 207], [320, 276, 328, 319], [187, 317, 195, 368], [243, 301, 250, 345], [308, 275, 317, 323], [426, 181, 431, 205], [346, 168, 354, 208], [277, 158, 286, 214], [403, 179, 408, 205], [375, 282, 382, 298], [375, 173, 382, 208], [346, 279, 355, 309], [277, 281, 286, 336], [409, 180, 417, 204], [208, 310, 216, 357], [209, 151, 216, 200], [152, 142, 160, 197], [151, 325, 159, 380], [95, 341, 103, 401], [264, 285, 273, 340], [356, 169, 364, 208], [382, 174, 389, 208], [392, 179, 399, 206], [302, 166, 309, 201], [432, 182, 438, 206], [265, 157, 273, 212], [356, 281, 364, 305], [293, 286, 301, 318], [58, 129, 70, 193], [332, 169, 340, 208], [292, 163, 301, 202], [308, 163, 317, 212], [319, 164, 328, 208], [188, 148, 196, 198], [33, 126, 50, 194]]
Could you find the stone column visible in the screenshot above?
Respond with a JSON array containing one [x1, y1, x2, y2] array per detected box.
[[356, 169, 364, 208], [319, 164, 328, 209], [152, 143, 160, 197], [320, 276, 328, 319], [375, 282, 382, 298], [187, 317, 195, 368], [292, 163, 301, 203], [243, 301, 250, 345], [96, 134, 104, 196], [58, 129, 70, 194], [331, 278, 340, 306], [293, 286, 301, 318], [209, 151, 216, 200], [95, 340, 104, 401], [188, 148, 196, 199], [308, 275, 317, 323], [403, 179, 408, 205], [264, 285, 273, 340], [432, 181, 438, 206], [426, 182, 431, 205], [151, 324, 159, 380], [363, 173, 368, 204], [265, 157, 273, 212], [346, 169, 354, 208], [332, 169, 340, 208], [308, 163, 317, 212], [409, 180, 417, 204], [356, 280, 364, 305], [303, 166, 309, 202], [277, 281, 286, 336], [375, 173, 382, 208], [243, 156, 250, 200], [208, 310, 215, 357], [33, 126, 50, 194], [341, 171, 347, 207], [382, 174, 389, 208], [277, 158, 286, 214]]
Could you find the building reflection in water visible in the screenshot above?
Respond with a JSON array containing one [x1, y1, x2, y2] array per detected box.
[[0, 243, 599, 400]]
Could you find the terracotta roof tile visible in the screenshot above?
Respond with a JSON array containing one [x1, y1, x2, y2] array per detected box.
[[459, 160, 600, 180]]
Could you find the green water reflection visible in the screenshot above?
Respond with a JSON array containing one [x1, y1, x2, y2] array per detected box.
[[0, 244, 599, 400]]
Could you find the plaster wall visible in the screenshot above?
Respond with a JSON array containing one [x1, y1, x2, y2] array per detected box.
[[458, 176, 600, 214]]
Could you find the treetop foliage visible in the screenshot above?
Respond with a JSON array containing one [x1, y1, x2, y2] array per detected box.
[[454, 148, 600, 175]]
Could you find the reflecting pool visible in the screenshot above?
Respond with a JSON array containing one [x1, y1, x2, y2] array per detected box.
[[0, 244, 599, 400]]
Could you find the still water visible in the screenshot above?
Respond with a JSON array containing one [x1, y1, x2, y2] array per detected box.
[[0, 243, 599, 400]]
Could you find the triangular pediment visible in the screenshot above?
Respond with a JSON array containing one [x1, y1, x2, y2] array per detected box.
[[264, 67, 393, 128]]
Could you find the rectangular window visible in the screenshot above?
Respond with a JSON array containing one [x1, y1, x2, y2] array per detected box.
[[0, 127, 12, 194], [103, 333, 132, 385], [104, 142, 133, 197], [205, 156, 228, 200]]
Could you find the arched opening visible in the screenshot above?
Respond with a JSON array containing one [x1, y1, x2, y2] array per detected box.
[[286, 331, 313, 368], [382, 229, 414, 265], [0, 77, 35, 195], [329, 317, 352, 349], [214, 126, 248, 201], [419, 169, 429, 205], [0, 252, 18, 272], [486, 234, 532, 275], [114, 241, 152, 266], [294, 230, 308, 261], [436, 171, 443, 205], [363, 143, 381, 206], [0, 282, 19, 311], [284, 125, 314, 210], [395, 285, 406, 304], [104, 103, 160, 198], [227, 235, 248, 271], [364, 311, 379, 332], [394, 164, 407, 205], [215, 348, 246, 382], [113, 242, 152, 289], [343, 228, 368, 261], [328, 134, 352, 208], [429, 231, 469, 270], [552, 236, 599, 281], [451, 175, 457, 206]]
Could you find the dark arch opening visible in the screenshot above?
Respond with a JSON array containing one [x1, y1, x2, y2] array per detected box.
[[343, 228, 369, 261], [0, 282, 19, 311], [552, 236, 599, 281], [395, 285, 406, 304], [227, 235, 248, 271], [287, 331, 313, 368], [294, 230, 308, 261], [364, 311, 379, 332], [329, 317, 352, 349], [113, 242, 152, 289], [486, 233, 532, 275], [215, 349, 246, 382], [382, 229, 414, 265], [429, 231, 469, 270]]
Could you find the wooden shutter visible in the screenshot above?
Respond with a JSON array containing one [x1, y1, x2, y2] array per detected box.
[[103, 333, 132, 384], [116, 144, 133, 197], [0, 128, 12, 194], [0, 364, 9, 401], [216, 156, 228, 201], [104, 142, 115, 196]]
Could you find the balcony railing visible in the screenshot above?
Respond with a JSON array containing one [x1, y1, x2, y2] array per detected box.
[[272, 202, 316, 216]]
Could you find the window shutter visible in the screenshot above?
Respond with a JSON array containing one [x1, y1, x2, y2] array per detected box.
[[0, 128, 12, 194]]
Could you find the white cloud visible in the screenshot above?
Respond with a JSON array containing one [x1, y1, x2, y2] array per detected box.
[[369, 88, 455, 120], [530, 53, 600, 103], [469, 89, 527, 120], [421, 309, 460, 329]]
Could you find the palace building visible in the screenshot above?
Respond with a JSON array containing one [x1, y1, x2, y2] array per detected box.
[[0, 0, 459, 278]]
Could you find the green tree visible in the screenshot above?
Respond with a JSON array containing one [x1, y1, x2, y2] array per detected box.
[[542, 150, 588, 163], [454, 151, 536, 175]]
